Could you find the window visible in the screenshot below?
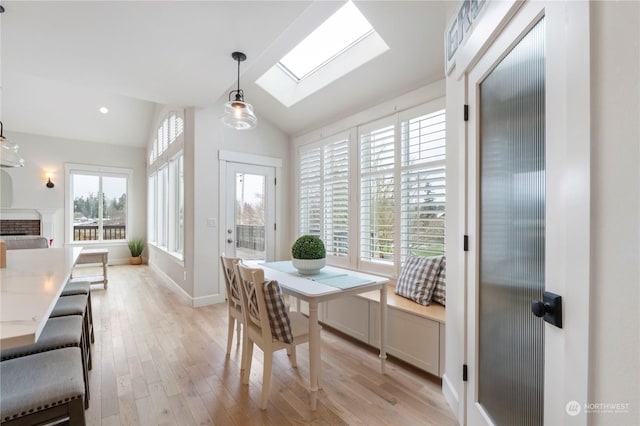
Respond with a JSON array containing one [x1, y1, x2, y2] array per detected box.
[[256, 2, 389, 107], [65, 164, 132, 243], [400, 108, 446, 260], [279, 1, 374, 81], [298, 133, 350, 260], [296, 100, 446, 275], [323, 139, 349, 257], [149, 111, 184, 166], [299, 146, 322, 236], [360, 118, 396, 264], [148, 109, 185, 259]]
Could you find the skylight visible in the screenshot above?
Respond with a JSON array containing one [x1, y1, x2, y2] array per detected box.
[[279, 1, 374, 81], [256, 1, 389, 107]]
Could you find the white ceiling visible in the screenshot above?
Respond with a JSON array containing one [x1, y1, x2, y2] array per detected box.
[[1, 1, 446, 147]]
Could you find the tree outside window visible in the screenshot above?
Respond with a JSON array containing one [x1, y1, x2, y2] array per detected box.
[[71, 171, 128, 241]]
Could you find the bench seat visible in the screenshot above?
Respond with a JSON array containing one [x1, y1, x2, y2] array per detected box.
[[312, 284, 446, 377], [359, 289, 445, 323]]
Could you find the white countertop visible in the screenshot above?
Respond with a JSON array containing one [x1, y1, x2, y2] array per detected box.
[[0, 247, 82, 349]]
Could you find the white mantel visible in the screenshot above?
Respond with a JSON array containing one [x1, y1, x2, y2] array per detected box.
[[0, 208, 61, 247]]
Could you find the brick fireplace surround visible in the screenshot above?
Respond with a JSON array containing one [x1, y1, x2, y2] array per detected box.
[[0, 209, 58, 246], [0, 219, 41, 236]]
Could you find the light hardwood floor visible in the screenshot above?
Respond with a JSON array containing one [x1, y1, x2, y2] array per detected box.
[[77, 264, 457, 425]]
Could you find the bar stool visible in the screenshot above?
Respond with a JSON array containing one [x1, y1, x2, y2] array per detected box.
[[1, 316, 90, 409], [50, 294, 92, 370], [0, 347, 86, 425], [63, 278, 95, 344]]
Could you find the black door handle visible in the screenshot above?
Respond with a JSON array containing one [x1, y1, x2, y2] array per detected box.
[[531, 291, 562, 328]]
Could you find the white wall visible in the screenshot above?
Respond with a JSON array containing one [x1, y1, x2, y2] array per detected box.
[[0, 131, 146, 262], [147, 104, 292, 306], [589, 2, 640, 424]]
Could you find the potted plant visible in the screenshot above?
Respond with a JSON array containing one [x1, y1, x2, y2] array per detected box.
[[128, 238, 145, 265], [291, 235, 326, 275]]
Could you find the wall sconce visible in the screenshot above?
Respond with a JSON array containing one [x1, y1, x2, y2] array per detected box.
[[44, 172, 55, 189]]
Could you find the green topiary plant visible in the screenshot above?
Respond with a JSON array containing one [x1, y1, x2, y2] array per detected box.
[[291, 235, 326, 260], [128, 238, 145, 258]]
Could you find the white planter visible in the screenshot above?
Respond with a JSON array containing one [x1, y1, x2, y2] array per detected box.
[[292, 258, 326, 275]]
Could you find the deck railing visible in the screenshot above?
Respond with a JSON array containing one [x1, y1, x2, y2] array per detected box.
[[74, 225, 126, 241], [236, 225, 265, 251]]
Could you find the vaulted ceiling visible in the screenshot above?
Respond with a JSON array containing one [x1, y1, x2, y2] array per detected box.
[[1, 1, 447, 147]]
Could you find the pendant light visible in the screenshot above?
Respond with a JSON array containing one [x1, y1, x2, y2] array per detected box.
[[222, 51, 257, 130], [0, 121, 25, 168]]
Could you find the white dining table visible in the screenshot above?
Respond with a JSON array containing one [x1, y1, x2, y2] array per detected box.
[[257, 261, 389, 411], [0, 247, 82, 350]]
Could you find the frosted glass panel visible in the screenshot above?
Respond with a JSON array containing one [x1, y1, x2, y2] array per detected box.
[[479, 18, 545, 425]]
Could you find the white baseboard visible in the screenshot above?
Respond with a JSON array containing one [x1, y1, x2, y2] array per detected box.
[[193, 294, 225, 307], [75, 257, 131, 267], [148, 263, 193, 305], [442, 373, 460, 423], [109, 258, 134, 266], [148, 263, 225, 308]]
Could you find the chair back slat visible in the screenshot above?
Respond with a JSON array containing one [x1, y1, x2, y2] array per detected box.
[[236, 262, 272, 342], [220, 255, 242, 308]]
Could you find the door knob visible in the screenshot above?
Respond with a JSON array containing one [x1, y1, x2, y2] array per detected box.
[[227, 239, 234, 244], [531, 300, 550, 317], [531, 291, 562, 328]]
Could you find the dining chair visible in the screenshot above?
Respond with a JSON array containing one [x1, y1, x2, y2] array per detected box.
[[220, 255, 246, 374], [235, 262, 310, 410]]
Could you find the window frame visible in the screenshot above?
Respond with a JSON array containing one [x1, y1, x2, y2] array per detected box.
[[298, 131, 352, 269], [147, 109, 185, 261], [64, 163, 133, 246], [295, 98, 446, 277]]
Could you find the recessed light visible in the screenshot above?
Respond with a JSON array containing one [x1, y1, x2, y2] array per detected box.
[[99, 106, 109, 114]]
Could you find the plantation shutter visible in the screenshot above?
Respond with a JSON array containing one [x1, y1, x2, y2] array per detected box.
[[400, 108, 446, 261], [323, 138, 349, 257], [360, 118, 396, 263], [299, 146, 322, 236]]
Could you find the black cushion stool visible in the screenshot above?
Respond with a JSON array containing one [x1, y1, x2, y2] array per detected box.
[[0, 347, 85, 425], [1, 316, 90, 408]]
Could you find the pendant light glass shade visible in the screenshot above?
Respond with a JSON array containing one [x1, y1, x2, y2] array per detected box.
[[222, 51, 257, 130], [222, 98, 257, 130], [0, 121, 25, 168]]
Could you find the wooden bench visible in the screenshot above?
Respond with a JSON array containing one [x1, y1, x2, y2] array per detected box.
[[360, 289, 445, 323], [72, 248, 108, 289]]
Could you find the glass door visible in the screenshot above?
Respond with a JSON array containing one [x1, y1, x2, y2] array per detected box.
[[464, 3, 591, 424], [477, 18, 546, 425], [224, 162, 275, 261]]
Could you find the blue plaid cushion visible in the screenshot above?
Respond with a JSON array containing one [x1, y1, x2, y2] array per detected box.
[[263, 280, 293, 344], [431, 257, 446, 306], [395, 255, 444, 306]]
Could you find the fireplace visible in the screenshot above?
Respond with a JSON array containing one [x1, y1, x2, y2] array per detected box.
[[0, 209, 58, 245], [0, 219, 41, 236]]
